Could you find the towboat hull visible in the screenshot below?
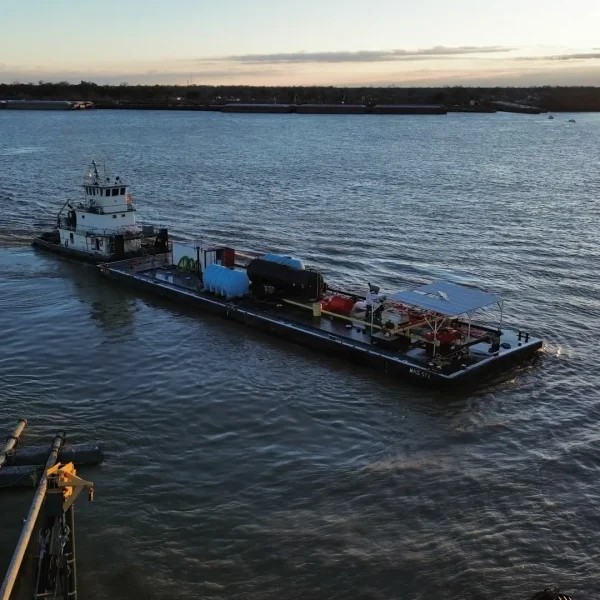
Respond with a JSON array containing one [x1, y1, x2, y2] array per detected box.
[[32, 231, 167, 264]]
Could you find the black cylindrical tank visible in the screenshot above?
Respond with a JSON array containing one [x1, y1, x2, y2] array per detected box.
[[246, 259, 326, 300], [154, 227, 169, 250]]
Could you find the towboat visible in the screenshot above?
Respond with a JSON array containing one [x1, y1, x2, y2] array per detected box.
[[32, 161, 169, 263]]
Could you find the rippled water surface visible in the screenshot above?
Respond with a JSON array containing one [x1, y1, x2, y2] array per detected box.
[[1, 110, 600, 599]]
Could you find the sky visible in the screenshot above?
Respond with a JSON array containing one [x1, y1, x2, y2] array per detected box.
[[1, 0, 600, 86]]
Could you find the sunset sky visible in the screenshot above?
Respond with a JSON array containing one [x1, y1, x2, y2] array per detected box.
[[1, 0, 599, 86]]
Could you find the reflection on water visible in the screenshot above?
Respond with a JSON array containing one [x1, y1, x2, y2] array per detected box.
[[73, 274, 137, 335], [0, 146, 46, 156], [89, 298, 136, 333]]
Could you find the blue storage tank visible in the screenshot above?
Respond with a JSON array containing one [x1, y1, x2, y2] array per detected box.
[[262, 253, 305, 270], [203, 265, 249, 298]]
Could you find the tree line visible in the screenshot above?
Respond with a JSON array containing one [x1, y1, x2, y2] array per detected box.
[[2, 81, 600, 111]]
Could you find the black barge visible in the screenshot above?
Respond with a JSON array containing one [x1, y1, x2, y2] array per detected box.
[[99, 251, 543, 388]]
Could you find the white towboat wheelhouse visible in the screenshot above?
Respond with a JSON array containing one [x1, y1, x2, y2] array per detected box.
[[58, 161, 142, 257]]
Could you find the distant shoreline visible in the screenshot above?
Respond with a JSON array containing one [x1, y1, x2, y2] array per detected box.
[[2, 100, 595, 115], [2, 83, 600, 113], [91, 102, 534, 115]]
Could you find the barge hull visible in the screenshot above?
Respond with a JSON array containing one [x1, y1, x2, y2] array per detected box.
[[100, 262, 543, 389]]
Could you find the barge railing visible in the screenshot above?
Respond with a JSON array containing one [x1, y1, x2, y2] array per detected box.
[[101, 253, 171, 273]]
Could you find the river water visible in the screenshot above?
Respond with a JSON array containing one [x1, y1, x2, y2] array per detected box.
[[1, 109, 599, 599]]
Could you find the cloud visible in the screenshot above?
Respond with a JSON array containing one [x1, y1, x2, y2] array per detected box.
[[222, 45, 513, 64], [3, 45, 599, 87], [0, 66, 283, 85], [356, 64, 600, 87], [517, 52, 600, 61]]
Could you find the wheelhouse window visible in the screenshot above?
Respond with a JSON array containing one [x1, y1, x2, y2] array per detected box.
[[120, 187, 126, 195], [112, 188, 119, 196]]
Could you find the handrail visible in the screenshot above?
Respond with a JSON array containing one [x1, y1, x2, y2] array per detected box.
[[60, 220, 164, 237], [69, 203, 135, 215], [103, 253, 171, 271]]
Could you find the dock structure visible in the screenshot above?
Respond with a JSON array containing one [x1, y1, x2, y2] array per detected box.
[[491, 101, 545, 114], [100, 252, 542, 387], [0, 100, 94, 110], [0, 99, 548, 115], [0, 443, 104, 488], [295, 103, 368, 114], [1, 431, 65, 600], [371, 104, 447, 114], [221, 102, 295, 113], [92, 102, 449, 115], [1, 420, 101, 600]]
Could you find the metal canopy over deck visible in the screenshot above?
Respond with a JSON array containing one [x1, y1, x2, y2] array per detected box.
[[390, 281, 502, 317], [388, 281, 504, 358]]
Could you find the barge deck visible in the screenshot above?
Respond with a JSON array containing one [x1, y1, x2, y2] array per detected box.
[[100, 255, 543, 387]]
